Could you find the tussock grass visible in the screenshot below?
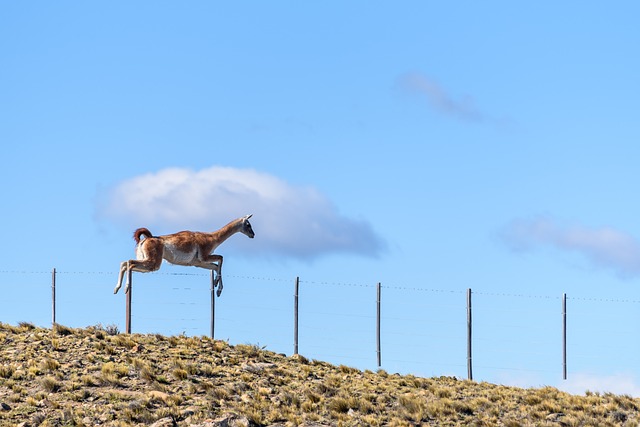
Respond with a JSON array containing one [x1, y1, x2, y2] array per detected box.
[[1, 322, 640, 426], [39, 375, 60, 393], [0, 364, 15, 379], [53, 322, 75, 336]]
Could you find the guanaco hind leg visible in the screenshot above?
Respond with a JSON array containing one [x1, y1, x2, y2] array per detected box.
[[114, 261, 129, 294], [114, 239, 164, 294]]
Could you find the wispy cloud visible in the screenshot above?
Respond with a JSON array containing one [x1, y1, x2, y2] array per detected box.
[[397, 72, 484, 122], [559, 372, 640, 397], [97, 166, 385, 260], [501, 216, 640, 278]]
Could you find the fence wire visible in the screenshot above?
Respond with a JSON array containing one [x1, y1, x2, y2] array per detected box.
[[1, 269, 639, 387]]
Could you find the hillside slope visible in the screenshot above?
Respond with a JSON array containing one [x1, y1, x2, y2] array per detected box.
[[0, 322, 638, 426]]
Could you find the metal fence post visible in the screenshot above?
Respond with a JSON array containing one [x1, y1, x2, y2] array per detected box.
[[294, 276, 299, 355], [377, 282, 381, 367], [126, 268, 132, 334], [467, 288, 473, 381], [51, 268, 56, 327], [563, 292, 567, 380], [210, 270, 216, 339]]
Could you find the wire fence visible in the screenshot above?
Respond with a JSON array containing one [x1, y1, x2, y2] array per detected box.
[[1, 269, 639, 387]]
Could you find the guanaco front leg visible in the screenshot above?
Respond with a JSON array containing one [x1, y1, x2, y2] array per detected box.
[[195, 254, 224, 296], [209, 255, 224, 296]]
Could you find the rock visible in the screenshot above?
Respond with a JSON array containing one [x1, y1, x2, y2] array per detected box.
[[241, 362, 276, 374], [1, 402, 10, 411], [546, 413, 565, 422], [150, 417, 177, 427], [181, 406, 198, 418], [191, 412, 251, 427], [148, 390, 170, 403]]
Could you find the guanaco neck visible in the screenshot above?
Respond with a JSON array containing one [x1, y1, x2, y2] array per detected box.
[[209, 218, 243, 244]]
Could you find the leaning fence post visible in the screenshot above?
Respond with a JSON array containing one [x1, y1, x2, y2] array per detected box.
[[126, 268, 132, 334], [51, 268, 56, 327], [376, 282, 381, 367], [294, 276, 299, 355], [562, 292, 567, 380], [467, 288, 473, 381]]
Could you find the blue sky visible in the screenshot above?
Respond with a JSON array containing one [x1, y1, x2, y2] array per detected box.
[[2, 2, 640, 396]]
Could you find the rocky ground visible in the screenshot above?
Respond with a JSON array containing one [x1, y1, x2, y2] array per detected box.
[[1, 322, 639, 426]]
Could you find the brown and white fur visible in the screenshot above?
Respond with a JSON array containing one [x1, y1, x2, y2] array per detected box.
[[114, 214, 255, 296]]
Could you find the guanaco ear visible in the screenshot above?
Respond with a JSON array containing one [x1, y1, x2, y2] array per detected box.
[[244, 214, 253, 220]]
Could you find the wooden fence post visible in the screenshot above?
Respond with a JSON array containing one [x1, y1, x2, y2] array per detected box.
[[562, 292, 567, 380], [467, 288, 473, 381], [126, 268, 132, 334], [210, 270, 215, 340], [294, 277, 299, 355], [377, 282, 381, 367], [51, 268, 56, 327]]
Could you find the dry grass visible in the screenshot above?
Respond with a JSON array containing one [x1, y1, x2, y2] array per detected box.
[[1, 322, 639, 426]]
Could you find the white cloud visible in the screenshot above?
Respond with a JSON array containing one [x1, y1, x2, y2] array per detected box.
[[559, 372, 640, 397], [397, 72, 484, 122], [482, 370, 640, 397], [501, 216, 640, 278], [98, 166, 385, 260]]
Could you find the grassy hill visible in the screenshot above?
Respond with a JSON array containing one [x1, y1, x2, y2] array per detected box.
[[0, 322, 638, 427]]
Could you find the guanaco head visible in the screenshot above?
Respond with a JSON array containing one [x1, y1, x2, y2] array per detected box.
[[241, 214, 255, 238]]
